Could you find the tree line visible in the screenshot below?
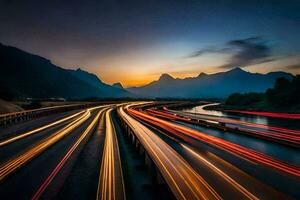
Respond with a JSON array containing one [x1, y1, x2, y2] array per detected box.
[[225, 75, 300, 112]]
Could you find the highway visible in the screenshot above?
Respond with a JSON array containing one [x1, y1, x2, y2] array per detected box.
[[152, 107, 300, 147], [0, 102, 299, 199], [124, 102, 299, 199], [0, 104, 126, 199]]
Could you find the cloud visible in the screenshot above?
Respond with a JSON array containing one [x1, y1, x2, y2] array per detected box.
[[222, 37, 272, 68], [190, 37, 274, 68], [189, 46, 231, 57]]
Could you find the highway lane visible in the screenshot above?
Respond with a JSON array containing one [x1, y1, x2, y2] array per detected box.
[[119, 104, 222, 200], [0, 106, 107, 199], [53, 107, 107, 199], [0, 109, 86, 147], [97, 108, 126, 200], [136, 118, 290, 199], [129, 108, 300, 176], [31, 107, 106, 199], [145, 119, 291, 199], [0, 109, 84, 141], [0, 110, 87, 164], [128, 106, 300, 198], [0, 109, 91, 181], [171, 120, 300, 198], [147, 108, 300, 165], [152, 108, 300, 147]]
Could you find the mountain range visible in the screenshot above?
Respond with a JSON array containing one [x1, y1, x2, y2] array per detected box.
[[127, 68, 293, 98], [0, 42, 294, 100], [0, 43, 132, 100]]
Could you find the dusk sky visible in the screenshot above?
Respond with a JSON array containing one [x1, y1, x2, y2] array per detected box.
[[1, 0, 300, 87]]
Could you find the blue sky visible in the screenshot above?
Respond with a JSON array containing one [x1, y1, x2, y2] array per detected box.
[[1, 0, 300, 86]]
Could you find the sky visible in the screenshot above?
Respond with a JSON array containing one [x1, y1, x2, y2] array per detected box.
[[1, 0, 300, 87]]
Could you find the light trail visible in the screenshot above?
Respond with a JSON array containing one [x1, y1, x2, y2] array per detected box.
[[31, 108, 105, 200], [0, 110, 86, 147], [119, 105, 222, 200], [96, 108, 125, 200], [128, 108, 300, 177], [224, 110, 300, 119], [0, 109, 92, 181], [146, 109, 300, 146], [181, 144, 259, 200], [139, 109, 261, 199], [167, 107, 300, 136]]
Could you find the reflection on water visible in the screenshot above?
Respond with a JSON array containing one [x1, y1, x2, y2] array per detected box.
[[181, 103, 300, 130], [182, 103, 225, 117], [178, 103, 300, 166]]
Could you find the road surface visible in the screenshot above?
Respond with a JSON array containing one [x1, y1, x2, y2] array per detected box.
[[0, 102, 299, 199]]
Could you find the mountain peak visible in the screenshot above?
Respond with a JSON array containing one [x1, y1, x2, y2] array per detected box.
[[230, 67, 245, 73], [198, 72, 208, 77], [227, 67, 247, 75], [112, 82, 124, 89], [159, 73, 174, 81]]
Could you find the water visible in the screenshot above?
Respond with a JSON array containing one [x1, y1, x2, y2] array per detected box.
[[181, 103, 300, 130], [176, 103, 300, 166]]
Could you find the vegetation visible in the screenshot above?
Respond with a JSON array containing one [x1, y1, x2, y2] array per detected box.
[[225, 76, 300, 112]]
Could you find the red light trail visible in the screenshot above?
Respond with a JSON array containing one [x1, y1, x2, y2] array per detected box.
[[128, 108, 300, 177]]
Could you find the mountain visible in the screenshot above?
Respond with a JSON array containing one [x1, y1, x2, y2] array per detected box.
[[68, 69, 131, 97], [112, 82, 124, 89], [127, 67, 293, 98], [0, 43, 132, 99]]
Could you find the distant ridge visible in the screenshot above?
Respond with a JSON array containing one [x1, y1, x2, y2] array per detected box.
[[127, 67, 293, 98], [0, 43, 132, 99]]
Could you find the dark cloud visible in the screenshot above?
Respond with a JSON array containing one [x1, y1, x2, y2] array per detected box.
[[189, 47, 231, 57], [222, 37, 272, 68], [190, 37, 273, 68]]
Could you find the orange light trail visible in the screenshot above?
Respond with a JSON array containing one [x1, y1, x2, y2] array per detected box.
[[96, 108, 126, 200], [0, 106, 104, 181], [0, 110, 86, 147], [181, 144, 259, 200], [31, 108, 104, 200]]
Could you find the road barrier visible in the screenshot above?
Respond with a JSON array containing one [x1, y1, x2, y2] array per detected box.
[[0, 103, 100, 127]]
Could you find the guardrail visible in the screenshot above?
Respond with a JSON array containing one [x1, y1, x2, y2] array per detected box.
[[0, 103, 100, 127], [117, 107, 166, 186]]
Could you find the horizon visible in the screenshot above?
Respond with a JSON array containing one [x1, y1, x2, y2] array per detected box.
[[0, 41, 297, 88], [1, 1, 300, 87]]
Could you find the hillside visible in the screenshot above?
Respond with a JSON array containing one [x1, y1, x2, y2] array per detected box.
[[0, 43, 132, 100]]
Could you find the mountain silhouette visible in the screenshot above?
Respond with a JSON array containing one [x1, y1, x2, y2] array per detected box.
[[112, 82, 124, 89], [0, 43, 132, 99], [68, 68, 131, 97], [127, 67, 293, 98]]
